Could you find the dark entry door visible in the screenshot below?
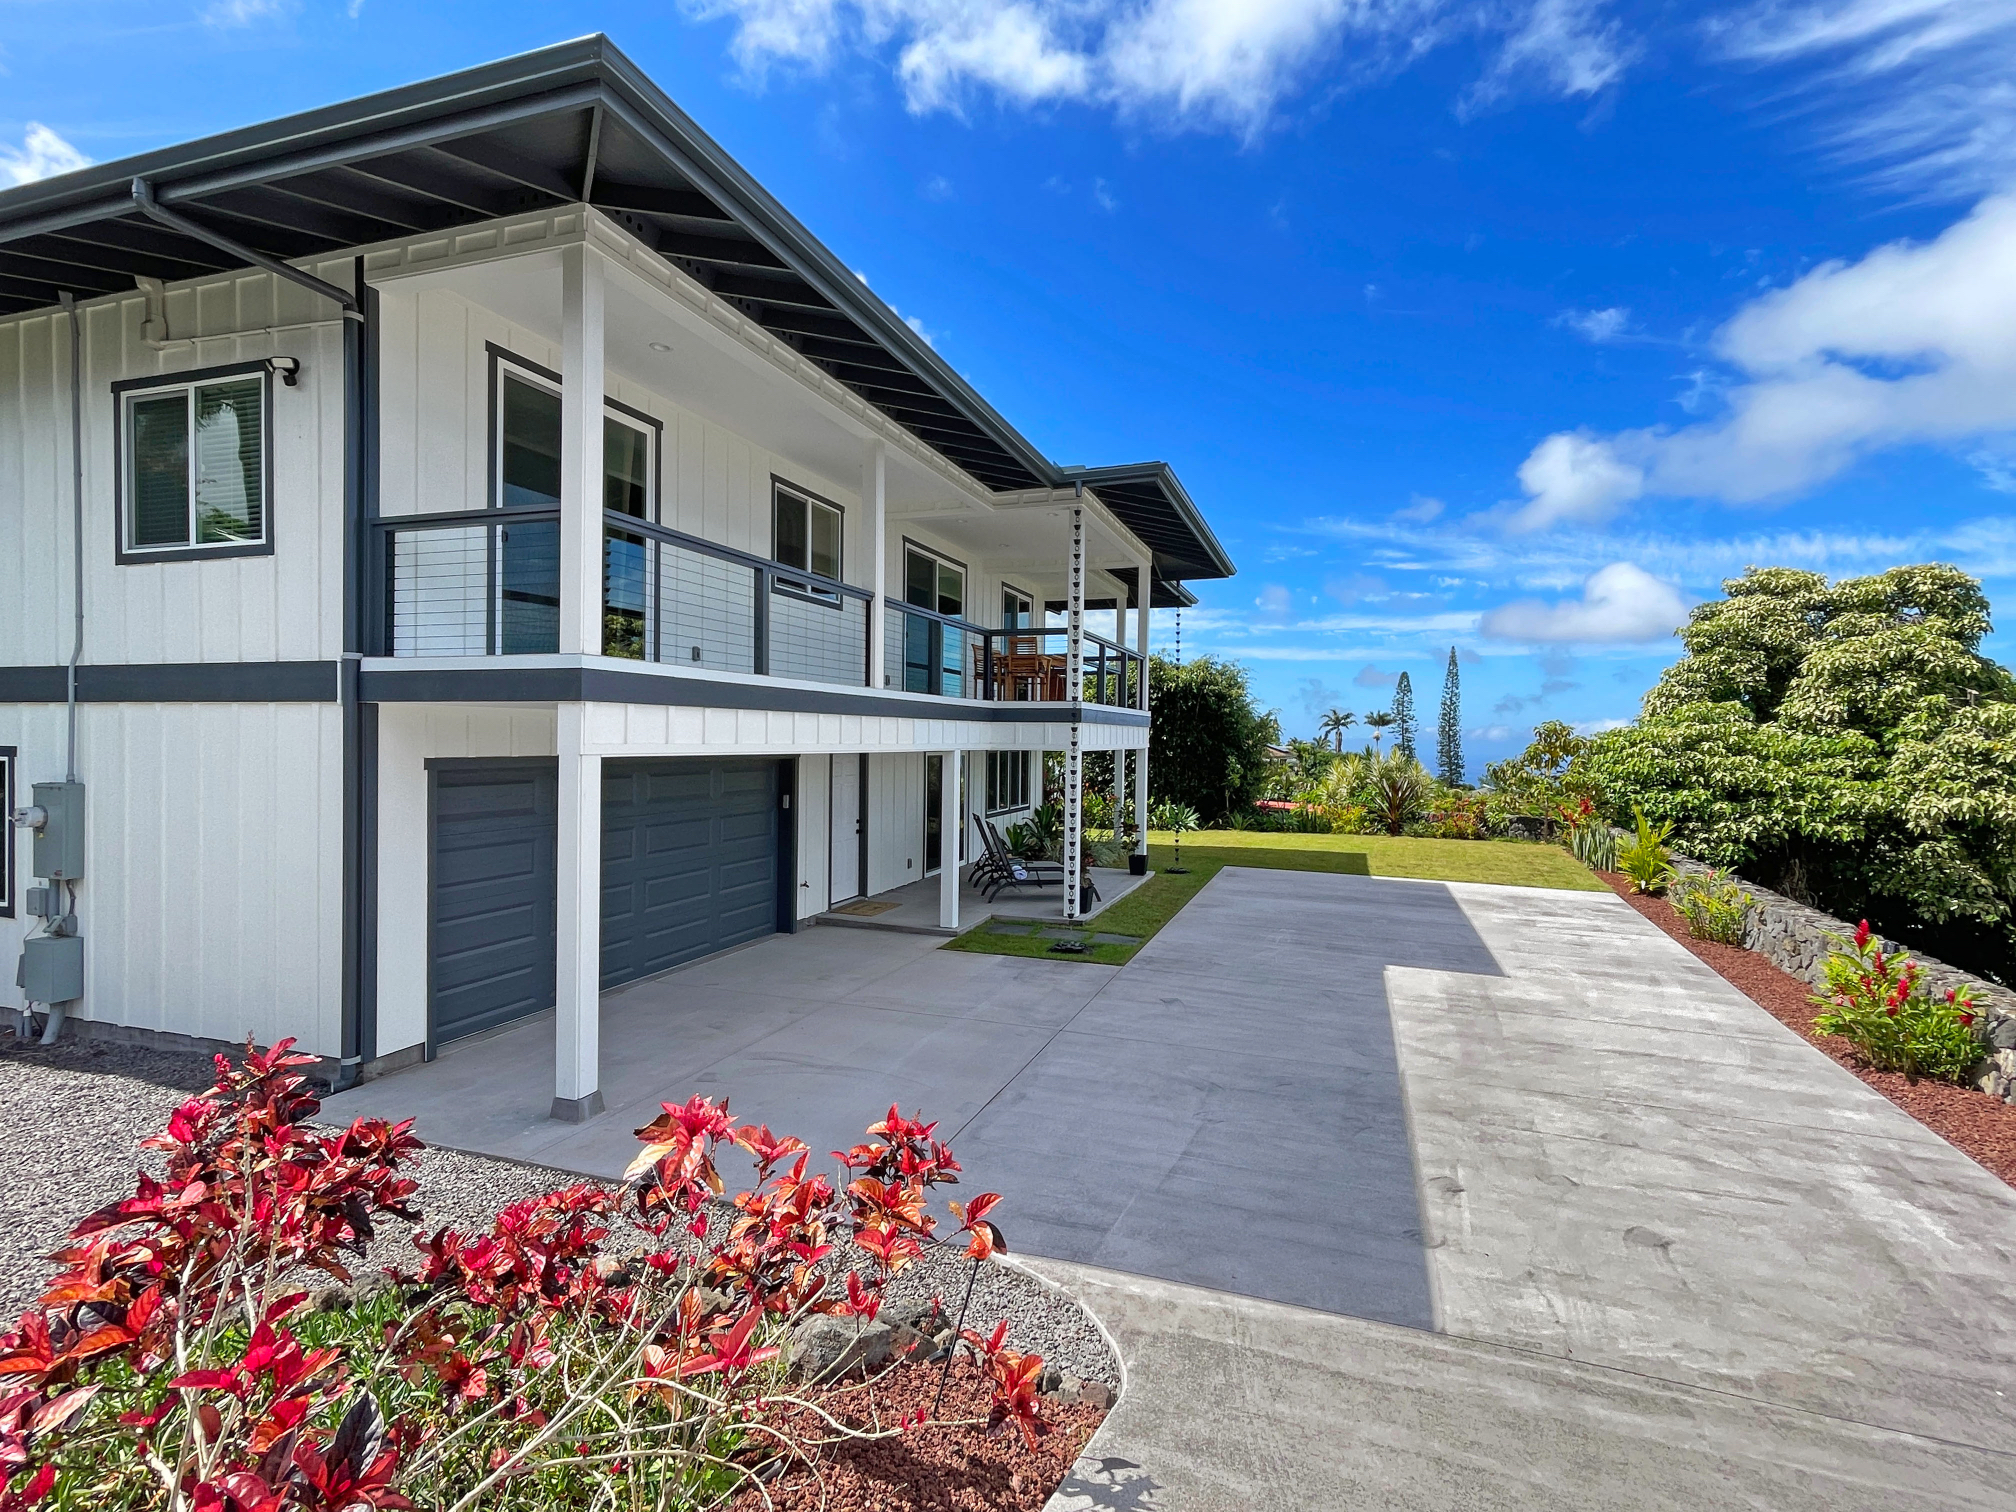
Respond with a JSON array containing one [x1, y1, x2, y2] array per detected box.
[[430, 761, 557, 1044], [600, 759, 780, 988]]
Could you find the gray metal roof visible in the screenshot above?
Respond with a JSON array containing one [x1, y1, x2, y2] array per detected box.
[[0, 34, 1233, 594]]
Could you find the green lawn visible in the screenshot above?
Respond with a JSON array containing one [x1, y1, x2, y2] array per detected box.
[[942, 827, 1602, 967]]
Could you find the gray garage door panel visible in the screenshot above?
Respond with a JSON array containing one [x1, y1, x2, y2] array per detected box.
[[431, 763, 557, 1044], [601, 759, 780, 988]]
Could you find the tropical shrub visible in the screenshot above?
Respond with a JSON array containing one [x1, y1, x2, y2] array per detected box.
[[1585, 564, 2016, 985], [1481, 720, 1600, 828], [1147, 656, 1280, 825], [1327, 804, 1372, 836], [1150, 799, 1200, 867], [1615, 806, 1676, 895], [1811, 921, 1985, 1082], [1668, 870, 1753, 945], [0, 1043, 1052, 1509], [1424, 792, 1490, 841], [1554, 796, 1618, 870], [1366, 754, 1434, 837]]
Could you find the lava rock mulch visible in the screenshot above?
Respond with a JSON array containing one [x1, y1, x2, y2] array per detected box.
[[727, 1356, 1106, 1512], [1601, 874, 2016, 1189]]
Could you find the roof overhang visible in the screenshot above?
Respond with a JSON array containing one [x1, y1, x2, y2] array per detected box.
[[0, 33, 1233, 589]]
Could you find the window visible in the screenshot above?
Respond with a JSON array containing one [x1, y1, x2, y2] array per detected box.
[[985, 750, 1031, 814], [773, 482, 842, 581], [905, 544, 964, 617], [119, 368, 269, 557], [602, 413, 656, 659], [1001, 585, 1034, 629], [0, 747, 12, 918]]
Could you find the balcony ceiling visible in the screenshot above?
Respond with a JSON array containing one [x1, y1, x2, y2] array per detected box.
[[0, 35, 1231, 604]]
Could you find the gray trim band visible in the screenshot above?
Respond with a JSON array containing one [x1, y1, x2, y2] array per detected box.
[[359, 664, 1152, 725], [0, 661, 341, 702]]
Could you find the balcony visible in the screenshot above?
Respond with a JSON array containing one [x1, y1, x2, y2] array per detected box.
[[373, 509, 1143, 709]]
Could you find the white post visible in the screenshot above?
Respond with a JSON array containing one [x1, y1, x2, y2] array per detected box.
[[553, 702, 604, 1121], [559, 243, 606, 657], [938, 748, 961, 930], [863, 440, 886, 688], [1063, 506, 1085, 920], [1134, 560, 1150, 868]]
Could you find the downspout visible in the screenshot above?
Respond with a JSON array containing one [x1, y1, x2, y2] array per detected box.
[[37, 293, 87, 1046], [131, 179, 368, 1089]]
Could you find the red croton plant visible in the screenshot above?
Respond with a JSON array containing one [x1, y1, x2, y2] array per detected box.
[[0, 1042, 1049, 1509]]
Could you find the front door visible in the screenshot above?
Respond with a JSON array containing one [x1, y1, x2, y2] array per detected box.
[[830, 755, 862, 905]]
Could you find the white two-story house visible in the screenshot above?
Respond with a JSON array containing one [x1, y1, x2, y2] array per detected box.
[[0, 36, 1233, 1120]]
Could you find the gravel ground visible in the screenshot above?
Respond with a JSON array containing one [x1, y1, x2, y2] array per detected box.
[[0, 1036, 1118, 1384]]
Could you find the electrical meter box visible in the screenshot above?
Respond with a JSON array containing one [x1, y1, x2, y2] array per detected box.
[[17, 935, 83, 1003], [30, 781, 84, 881]]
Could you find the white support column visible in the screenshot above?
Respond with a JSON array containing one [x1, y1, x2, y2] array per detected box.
[[938, 748, 961, 930], [558, 243, 606, 657], [863, 440, 887, 688], [1134, 559, 1151, 868], [553, 702, 604, 1122], [1063, 506, 1085, 920]]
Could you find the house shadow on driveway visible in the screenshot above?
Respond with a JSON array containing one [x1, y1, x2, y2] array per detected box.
[[329, 868, 1501, 1332]]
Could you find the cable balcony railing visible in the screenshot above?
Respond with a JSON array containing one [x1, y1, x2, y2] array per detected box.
[[883, 603, 1144, 707], [375, 509, 869, 683], [373, 511, 1141, 710]]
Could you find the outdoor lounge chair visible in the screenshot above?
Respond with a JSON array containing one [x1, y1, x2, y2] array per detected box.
[[978, 819, 1065, 902]]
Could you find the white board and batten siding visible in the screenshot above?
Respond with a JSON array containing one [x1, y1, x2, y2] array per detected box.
[[0, 702, 344, 1053], [0, 267, 355, 1054]]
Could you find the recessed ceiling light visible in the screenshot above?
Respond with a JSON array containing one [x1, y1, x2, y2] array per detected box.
[[649, 341, 672, 352]]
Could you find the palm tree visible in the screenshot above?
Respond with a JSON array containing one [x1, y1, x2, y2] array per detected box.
[[1364, 710, 1396, 753], [1320, 708, 1355, 753]]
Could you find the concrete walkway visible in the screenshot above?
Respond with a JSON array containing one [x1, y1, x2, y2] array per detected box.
[[1039, 868, 2016, 1509]]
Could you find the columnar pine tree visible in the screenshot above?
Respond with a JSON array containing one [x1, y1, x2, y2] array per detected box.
[[1392, 672, 1417, 762], [1437, 647, 1464, 785]]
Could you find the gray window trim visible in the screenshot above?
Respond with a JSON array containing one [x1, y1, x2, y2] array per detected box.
[[770, 474, 845, 598], [112, 360, 276, 565]]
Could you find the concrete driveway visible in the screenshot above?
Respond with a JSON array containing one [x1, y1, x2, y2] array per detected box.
[[330, 867, 2016, 1509]]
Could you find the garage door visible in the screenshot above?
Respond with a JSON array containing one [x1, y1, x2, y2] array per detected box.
[[600, 758, 781, 989], [431, 762, 557, 1044]]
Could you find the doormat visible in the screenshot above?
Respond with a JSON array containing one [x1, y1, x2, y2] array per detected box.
[[830, 899, 900, 917]]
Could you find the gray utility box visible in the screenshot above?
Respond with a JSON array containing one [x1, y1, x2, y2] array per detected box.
[[17, 935, 83, 1003], [30, 782, 84, 881]]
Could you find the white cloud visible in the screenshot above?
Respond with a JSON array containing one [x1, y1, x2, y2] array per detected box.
[[1713, 0, 2016, 196], [1511, 429, 1645, 530], [0, 124, 88, 186], [1512, 193, 2016, 525], [1480, 562, 1688, 644], [1554, 305, 1631, 342], [1392, 493, 1444, 522], [686, 0, 1632, 133], [1463, 0, 1634, 116], [203, 0, 291, 24]]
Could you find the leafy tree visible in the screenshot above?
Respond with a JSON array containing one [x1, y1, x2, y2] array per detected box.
[[1587, 564, 2016, 984], [1481, 719, 1596, 819], [1147, 655, 1279, 825], [1392, 672, 1417, 762], [1363, 709, 1396, 753], [1437, 648, 1463, 786]]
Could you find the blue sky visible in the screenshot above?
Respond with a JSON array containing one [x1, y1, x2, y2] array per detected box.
[[6, 0, 2015, 774]]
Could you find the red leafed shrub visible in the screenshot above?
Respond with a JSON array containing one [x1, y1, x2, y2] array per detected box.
[[0, 1046, 1051, 1509]]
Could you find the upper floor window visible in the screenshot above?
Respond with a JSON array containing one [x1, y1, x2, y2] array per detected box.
[[905, 543, 964, 618], [773, 481, 841, 581], [1002, 584, 1034, 629], [494, 362, 657, 518], [118, 367, 269, 559]]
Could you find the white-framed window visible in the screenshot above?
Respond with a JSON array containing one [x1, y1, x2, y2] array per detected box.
[[1002, 584, 1034, 629], [904, 542, 964, 617], [0, 746, 13, 918], [773, 480, 842, 582], [116, 366, 271, 560], [488, 354, 659, 519], [986, 750, 1031, 814]]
